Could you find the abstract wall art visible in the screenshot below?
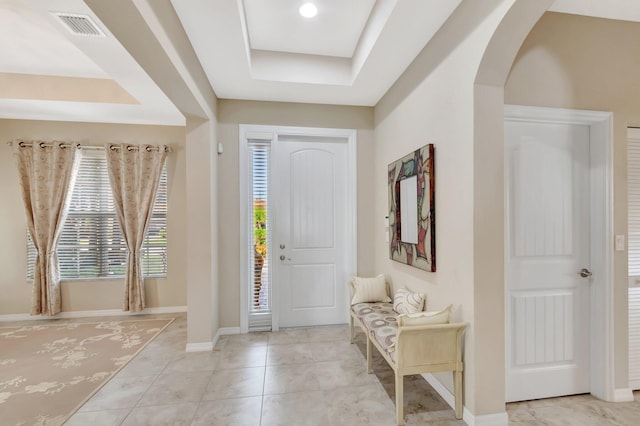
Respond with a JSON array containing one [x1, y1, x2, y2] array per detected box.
[[388, 144, 435, 272]]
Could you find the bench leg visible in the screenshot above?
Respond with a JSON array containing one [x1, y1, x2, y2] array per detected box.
[[366, 337, 373, 373], [454, 370, 463, 419], [349, 315, 355, 344], [395, 373, 404, 425]]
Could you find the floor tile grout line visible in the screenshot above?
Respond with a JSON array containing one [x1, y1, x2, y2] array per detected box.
[[189, 350, 219, 426], [65, 321, 634, 425], [115, 344, 179, 425], [114, 324, 186, 425], [259, 339, 269, 426], [89, 326, 186, 424]]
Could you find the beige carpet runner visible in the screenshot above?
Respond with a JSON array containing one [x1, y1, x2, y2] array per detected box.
[[0, 318, 173, 426]]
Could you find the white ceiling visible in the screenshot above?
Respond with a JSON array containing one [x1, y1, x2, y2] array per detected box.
[[172, 0, 464, 106], [2, 0, 640, 124], [0, 0, 184, 125], [0, 0, 105, 77], [244, 0, 376, 58]]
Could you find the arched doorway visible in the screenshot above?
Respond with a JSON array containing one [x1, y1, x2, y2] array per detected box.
[[473, 0, 617, 407]]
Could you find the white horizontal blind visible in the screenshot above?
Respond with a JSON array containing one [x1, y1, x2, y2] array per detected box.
[[629, 287, 640, 389], [630, 134, 640, 276], [629, 128, 640, 388], [27, 149, 167, 280], [248, 140, 271, 330]]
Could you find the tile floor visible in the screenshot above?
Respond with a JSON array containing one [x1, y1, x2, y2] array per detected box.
[[25, 313, 636, 425]]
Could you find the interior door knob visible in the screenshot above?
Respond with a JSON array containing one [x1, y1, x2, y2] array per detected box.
[[579, 268, 592, 278]]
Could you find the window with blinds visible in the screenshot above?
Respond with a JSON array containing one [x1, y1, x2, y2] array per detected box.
[[248, 141, 271, 329], [629, 131, 640, 278], [27, 149, 167, 280]]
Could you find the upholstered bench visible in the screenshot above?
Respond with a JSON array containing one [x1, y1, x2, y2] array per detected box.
[[348, 276, 468, 425]]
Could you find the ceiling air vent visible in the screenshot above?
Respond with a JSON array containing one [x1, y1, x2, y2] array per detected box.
[[53, 13, 105, 37]]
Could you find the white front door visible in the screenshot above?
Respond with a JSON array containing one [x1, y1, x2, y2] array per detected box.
[[505, 120, 592, 402], [273, 138, 349, 327]]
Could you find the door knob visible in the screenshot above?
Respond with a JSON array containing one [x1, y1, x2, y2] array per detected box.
[[578, 268, 592, 278], [280, 244, 285, 249], [280, 255, 285, 261]]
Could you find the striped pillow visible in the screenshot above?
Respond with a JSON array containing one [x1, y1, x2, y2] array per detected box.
[[393, 288, 425, 315], [350, 275, 390, 305]]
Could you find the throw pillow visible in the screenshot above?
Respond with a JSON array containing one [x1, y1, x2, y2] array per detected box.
[[397, 304, 452, 327], [350, 274, 390, 305], [393, 288, 425, 315]]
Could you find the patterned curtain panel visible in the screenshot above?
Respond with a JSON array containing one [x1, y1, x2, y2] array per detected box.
[[105, 144, 167, 312], [12, 141, 78, 315]]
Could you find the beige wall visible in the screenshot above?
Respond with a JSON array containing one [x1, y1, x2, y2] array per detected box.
[[505, 11, 640, 389], [0, 119, 187, 315], [186, 117, 220, 344], [216, 99, 374, 328], [373, 0, 519, 416]]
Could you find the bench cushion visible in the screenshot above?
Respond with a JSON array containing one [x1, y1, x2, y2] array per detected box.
[[351, 302, 398, 361]]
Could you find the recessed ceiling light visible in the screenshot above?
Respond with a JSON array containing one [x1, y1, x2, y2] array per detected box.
[[299, 2, 318, 18]]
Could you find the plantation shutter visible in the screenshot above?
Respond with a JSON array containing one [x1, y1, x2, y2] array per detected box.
[[248, 140, 271, 331], [27, 149, 167, 279], [629, 131, 640, 277], [629, 128, 640, 389]]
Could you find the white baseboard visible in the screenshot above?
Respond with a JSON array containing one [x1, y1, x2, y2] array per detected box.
[[469, 412, 510, 426], [612, 388, 635, 402], [0, 306, 187, 322], [185, 342, 214, 352], [471, 412, 510, 426], [422, 373, 509, 426], [187, 327, 242, 353], [218, 326, 241, 336]]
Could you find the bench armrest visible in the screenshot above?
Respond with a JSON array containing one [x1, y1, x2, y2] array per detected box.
[[395, 322, 467, 370]]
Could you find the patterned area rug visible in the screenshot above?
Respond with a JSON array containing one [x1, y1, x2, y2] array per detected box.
[[0, 318, 173, 426]]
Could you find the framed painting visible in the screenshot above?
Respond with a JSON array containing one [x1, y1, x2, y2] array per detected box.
[[388, 144, 435, 271]]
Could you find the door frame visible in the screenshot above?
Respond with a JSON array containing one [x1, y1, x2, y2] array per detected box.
[[239, 124, 358, 333], [504, 105, 617, 401]]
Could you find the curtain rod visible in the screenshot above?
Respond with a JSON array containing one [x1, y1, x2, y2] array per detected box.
[[108, 144, 170, 153], [6, 140, 171, 152]]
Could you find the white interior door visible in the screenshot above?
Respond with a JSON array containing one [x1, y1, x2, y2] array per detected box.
[[273, 137, 348, 327], [505, 120, 592, 402]]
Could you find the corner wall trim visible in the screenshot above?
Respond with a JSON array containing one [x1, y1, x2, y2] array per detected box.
[[422, 374, 508, 426], [185, 342, 214, 352], [0, 305, 187, 322]]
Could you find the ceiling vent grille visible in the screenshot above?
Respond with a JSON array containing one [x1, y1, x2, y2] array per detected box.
[[53, 13, 105, 37]]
